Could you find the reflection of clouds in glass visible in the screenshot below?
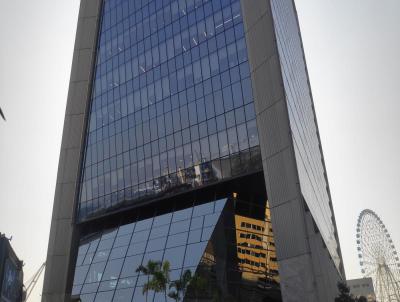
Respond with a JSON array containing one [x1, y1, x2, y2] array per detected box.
[[77, 0, 260, 222], [71, 198, 227, 300]]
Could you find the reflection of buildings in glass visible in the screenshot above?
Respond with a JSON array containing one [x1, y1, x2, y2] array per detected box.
[[0, 236, 23, 302], [71, 199, 227, 301], [102, 148, 261, 217], [144, 148, 261, 204], [2, 259, 20, 301], [191, 198, 282, 301], [234, 202, 279, 286], [71, 198, 282, 302], [201, 245, 217, 267], [44, 0, 345, 300]]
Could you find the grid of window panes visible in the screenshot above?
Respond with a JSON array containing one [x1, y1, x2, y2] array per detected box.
[[71, 198, 227, 302], [78, 0, 261, 220], [270, 0, 341, 271]]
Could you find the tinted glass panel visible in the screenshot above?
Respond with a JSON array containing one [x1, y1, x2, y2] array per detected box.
[[77, 0, 261, 221], [72, 198, 281, 301], [72, 199, 226, 300]]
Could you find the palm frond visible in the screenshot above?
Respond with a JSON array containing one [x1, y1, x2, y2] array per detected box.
[[147, 260, 162, 274], [136, 264, 148, 274], [168, 291, 179, 300], [182, 269, 192, 285]]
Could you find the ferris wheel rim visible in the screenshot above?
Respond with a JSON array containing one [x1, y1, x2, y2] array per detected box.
[[356, 209, 400, 302]]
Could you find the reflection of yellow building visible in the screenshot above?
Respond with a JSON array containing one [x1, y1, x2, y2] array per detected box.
[[235, 202, 279, 285]]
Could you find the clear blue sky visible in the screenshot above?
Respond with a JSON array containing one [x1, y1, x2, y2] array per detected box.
[[0, 1, 399, 301]]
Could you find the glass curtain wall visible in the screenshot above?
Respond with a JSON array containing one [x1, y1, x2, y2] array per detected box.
[[72, 198, 281, 302], [270, 0, 341, 270], [77, 0, 261, 221]]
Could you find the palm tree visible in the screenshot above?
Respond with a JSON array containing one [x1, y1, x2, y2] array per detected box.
[[335, 282, 356, 302], [136, 260, 159, 302], [187, 273, 207, 301], [136, 260, 170, 302], [168, 269, 193, 302], [169, 269, 208, 302], [152, 261, 171, 298]]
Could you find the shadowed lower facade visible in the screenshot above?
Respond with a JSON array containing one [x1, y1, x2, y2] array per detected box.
[[42, 0, 345, 301]]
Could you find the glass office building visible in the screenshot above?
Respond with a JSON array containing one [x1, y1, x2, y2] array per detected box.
[[71, 198, 280, 302], [78, 0, 261, 222], [43, 0, 344, 301]]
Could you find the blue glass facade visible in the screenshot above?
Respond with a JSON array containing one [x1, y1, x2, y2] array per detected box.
[[78, 0, 261, 221], [72, 197, 281, 302], [72, 199, 227, 302], [0, 237, 24, 302], [270, 0, 341, 270], [42, 0, 345, 299]]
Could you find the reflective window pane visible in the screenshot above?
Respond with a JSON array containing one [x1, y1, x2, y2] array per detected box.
[[102, 258, 124, 281], [127, 241, 146, 256], [166, 232, 188, 248], [172, 208, 192, 222], [169, 220, 190, 235], [77, 0, 260, 221], [113, 235, 131, 248], [74, 265, 90, 285], [109, 246, 128, 260], [190, 216, 203, 230], [113, 288, 134, 302], [117, 223, 135, 237], [163, 246, 186, 269], [80, 293, 95, 302], [98, 239, 114, 251], [153, 213, 172, 227], [146, 237, 167, 252], [98, 280, 117, 292], [81, 282, 99, 295], [73, 199, 230, 300], [149, 225, 169, 239], [131, 230, 150, 243], [184, 242, 207, 267], [94, 291, 114, 302], [120, 255, 143, 278], [86, 262, 107, 283], [188, 229, 202, 244], [193, 202, 214, 217], [117, 277, 137, 289], [134, 218, 153, 232], [204, 213, 220, 227]]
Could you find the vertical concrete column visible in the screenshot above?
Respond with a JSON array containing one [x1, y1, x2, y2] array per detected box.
[[42, 1, 102, 301], [240, 1, 318, 301], [305, 211, 341, 301]]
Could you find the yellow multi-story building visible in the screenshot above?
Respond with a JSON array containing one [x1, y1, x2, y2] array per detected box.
[[234, 202, 279, 286]]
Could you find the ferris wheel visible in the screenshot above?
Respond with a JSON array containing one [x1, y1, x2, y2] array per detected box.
[[357, 209, 400, 302]]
